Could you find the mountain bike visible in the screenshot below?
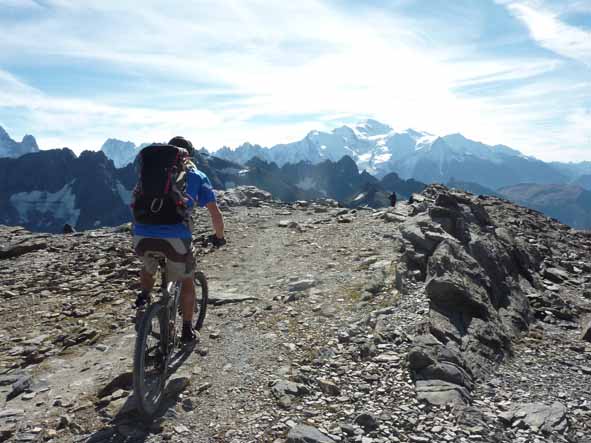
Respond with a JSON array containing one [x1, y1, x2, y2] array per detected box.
[[133, 250, 208, 419]]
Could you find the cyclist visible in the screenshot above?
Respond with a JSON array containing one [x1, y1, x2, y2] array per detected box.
[[132, 136, 225, 343]]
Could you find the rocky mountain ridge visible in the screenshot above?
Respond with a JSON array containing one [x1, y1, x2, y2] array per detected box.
[[0, 126, 39, 159], [396, 186, 591, 407], [0, 148, 423, 233], [0, 149, 135, 233], [0, 185, 590, 443]]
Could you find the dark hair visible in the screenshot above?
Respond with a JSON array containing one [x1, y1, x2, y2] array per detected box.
[[168, 136, 194, 156]]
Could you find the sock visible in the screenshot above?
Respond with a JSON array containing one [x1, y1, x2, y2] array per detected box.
[[183, 320, 193, 330]]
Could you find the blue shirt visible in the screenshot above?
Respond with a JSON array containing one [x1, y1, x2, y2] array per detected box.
[[133, 166, 216, 239]]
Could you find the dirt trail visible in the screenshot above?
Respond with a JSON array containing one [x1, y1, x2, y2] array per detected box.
[[4, 193, 590, 443], [0, 201, 411, 443]]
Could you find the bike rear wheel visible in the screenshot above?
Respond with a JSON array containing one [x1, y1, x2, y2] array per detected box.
[[133, 303, 167, 419], [194, 271, 208, 331]]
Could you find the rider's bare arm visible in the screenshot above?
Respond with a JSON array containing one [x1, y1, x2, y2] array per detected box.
[[206, 201, 225, 240]]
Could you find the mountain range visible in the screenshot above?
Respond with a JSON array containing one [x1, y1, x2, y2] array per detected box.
[[91, 119, 591, 193], [3, 121, 587, 191], [0, 144, 423, 232], [1, 122, 590, 231], [213, 119, 591, 190]]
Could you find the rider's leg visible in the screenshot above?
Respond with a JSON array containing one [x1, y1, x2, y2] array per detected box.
[[180, 277, 195, 322], [140, 268, 155, 291], [135, 267, 156, 308], [180, 276, 197, 343]]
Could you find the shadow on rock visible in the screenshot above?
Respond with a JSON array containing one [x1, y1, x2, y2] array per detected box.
[[85, 345, 195, 442]]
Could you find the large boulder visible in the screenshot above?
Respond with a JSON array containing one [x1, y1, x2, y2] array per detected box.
[[500, 402, 568, 433], [0, 236, 47, 260], [400, 185, 577, 405]]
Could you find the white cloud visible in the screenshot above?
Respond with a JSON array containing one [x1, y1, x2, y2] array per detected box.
[[0, 0, 589, 161], [503, 1, 591, 65], [0, 69, 42, 105]]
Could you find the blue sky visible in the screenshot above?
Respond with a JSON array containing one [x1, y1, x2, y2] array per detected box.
[[0, 0, 589, 162]]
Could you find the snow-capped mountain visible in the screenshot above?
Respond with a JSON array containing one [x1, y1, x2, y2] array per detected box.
[[100, 138, 145, 168], [217, 119, 398, 173], [214, 119, 570, 189], [0, 125, 39, 158]]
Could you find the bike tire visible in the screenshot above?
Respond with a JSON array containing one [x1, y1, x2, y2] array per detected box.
[[133, 303, 166, 419], [194, 271, 208, 331]]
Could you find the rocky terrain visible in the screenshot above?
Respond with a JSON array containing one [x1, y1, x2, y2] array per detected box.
[[1, 185, 590, 443]]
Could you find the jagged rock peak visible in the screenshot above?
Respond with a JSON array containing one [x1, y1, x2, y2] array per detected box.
[[354, 118, 393, 136], [0, 125, 40, 158], [21, 134, 38, 150], [100, 138, 138, 168], [0, 125, 10, 140]]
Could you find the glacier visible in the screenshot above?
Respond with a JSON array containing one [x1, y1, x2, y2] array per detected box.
[[9, 181, 81, 227]]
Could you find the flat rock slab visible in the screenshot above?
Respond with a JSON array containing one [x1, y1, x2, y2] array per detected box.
[[383, 212, 406, 223], [287, 424, 335, 443], [271, 380, 309, 399], [288, 279, 317, 292], [0, 372, 29, 387], [504, 402, 568, 433], [544, 267, 569, 283], [6, 374, 32, 401], [415, 379, 471, 405], [0, 409, 24, 419], [0, 239, 47, 260], [208, 293, 258, 306]]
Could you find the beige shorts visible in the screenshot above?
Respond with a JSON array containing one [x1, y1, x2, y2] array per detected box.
[[133, 236, 194, 282]]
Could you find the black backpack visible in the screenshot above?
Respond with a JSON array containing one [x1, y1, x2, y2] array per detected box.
[[131, 143, 190, 225]]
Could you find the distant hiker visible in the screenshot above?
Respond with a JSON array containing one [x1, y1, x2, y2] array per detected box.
[[63, 223, 75, 234], [131, 136, 225, 344], [389, 192, 397, 208]]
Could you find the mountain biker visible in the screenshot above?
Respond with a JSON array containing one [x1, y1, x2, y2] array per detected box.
[[389, 192, 397, 208], [132, 136, 225, 343]]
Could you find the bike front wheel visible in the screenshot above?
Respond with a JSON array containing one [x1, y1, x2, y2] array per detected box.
[[133, 303, 167, 419], [194, 271, 208, 331]]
